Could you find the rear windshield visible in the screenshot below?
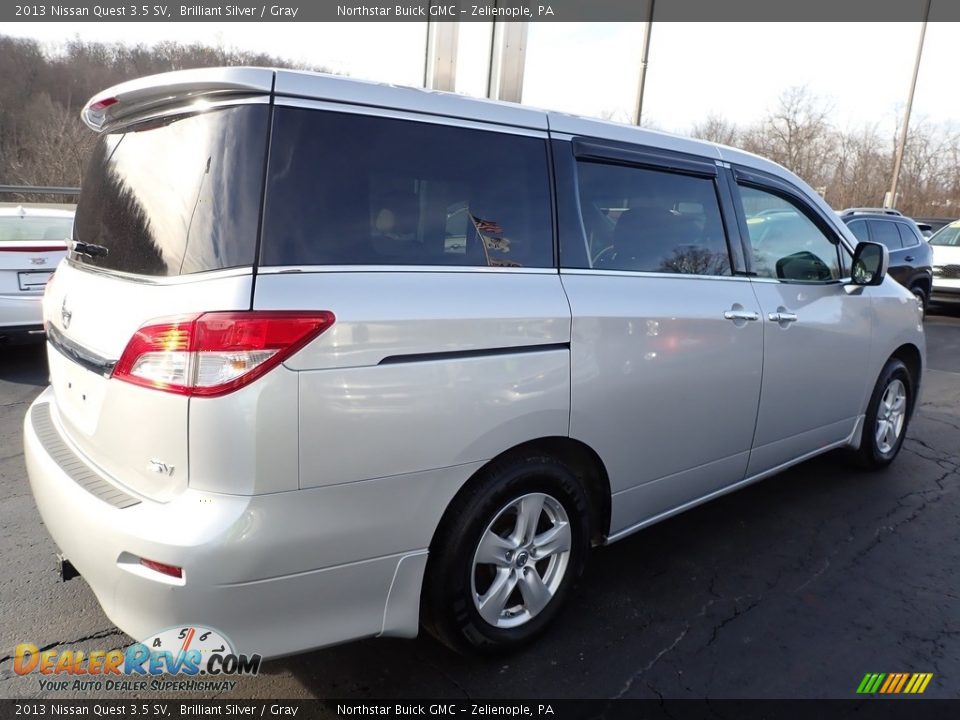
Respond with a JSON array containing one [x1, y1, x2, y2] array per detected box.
[[73, 105, 269, 276], [0, 217, 73, 242], [261, 107, 553, 268]]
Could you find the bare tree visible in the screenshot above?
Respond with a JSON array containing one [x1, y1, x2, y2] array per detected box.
[[690, 114, 738, 146], [0, 34, 328, 195]]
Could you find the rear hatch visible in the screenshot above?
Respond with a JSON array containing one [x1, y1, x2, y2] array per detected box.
[[44, 91, 271, 501], [0, 209, 71, 301]]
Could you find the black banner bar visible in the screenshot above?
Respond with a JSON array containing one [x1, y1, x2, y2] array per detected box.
[[4, 0, 960, 23], [1, 700, 958, 720]]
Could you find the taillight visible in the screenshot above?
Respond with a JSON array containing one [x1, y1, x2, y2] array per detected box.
[[112, 311, 335, 397], [89, 97, 118, 111]]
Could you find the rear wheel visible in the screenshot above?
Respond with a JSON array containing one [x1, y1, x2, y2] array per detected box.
[[422, 455, 590, 655], [856, 358, 914, 468]]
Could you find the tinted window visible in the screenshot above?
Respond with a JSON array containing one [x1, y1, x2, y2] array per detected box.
[[261, 108, 552, 268], [573, 162, 730, 275], [847, 220, 869, 243], [738, 185, 841, 281], [0, 216, 73, 242], [867, 220, 903, 251], [896, 223, 920, 248], [73, 105, 268, 276]]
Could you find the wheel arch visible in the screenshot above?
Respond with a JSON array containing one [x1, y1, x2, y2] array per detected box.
[[890, 342, 923, 413], [427, 436, 613, 555]]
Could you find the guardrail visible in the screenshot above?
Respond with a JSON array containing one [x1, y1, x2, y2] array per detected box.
[[0, 185, 80, 195]]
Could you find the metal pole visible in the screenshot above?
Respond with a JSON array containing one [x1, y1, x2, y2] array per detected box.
[[424, 12, 459, 91], [487, 15, 528, 103], [633, 0, 655, 126], [887, 0, 931, 209]]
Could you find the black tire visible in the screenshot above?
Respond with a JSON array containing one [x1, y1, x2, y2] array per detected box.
[[856, 358, 914, 469], [910, 285, 928, 319], [421, 455, 591, 655]]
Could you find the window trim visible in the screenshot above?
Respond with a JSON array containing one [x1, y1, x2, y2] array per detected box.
[[729, 167, 848, 285], [560, 142, 739, 278], [572, 137, 719, 178]]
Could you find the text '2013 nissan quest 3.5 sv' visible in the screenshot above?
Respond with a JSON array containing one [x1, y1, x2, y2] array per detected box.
[[25, 68, 924, 657]]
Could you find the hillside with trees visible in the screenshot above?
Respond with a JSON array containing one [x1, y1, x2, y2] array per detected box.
[[0, 35, 320, 199], [690, 86, 960, 217]]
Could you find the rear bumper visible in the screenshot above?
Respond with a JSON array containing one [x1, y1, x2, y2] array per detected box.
[[0, 293, 44, 342], [0, 292, 43, 327], [24, 388, 430, 657]]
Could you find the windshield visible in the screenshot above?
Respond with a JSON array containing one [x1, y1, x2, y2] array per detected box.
[[0, 216, 73, 242], [73, 104, 268, 276], [929, 223, 960, 247]]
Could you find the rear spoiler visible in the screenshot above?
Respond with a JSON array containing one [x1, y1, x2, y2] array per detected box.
[[81, 67, 275, 132]]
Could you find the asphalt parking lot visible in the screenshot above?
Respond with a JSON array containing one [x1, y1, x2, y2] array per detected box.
[[1, 306, 958, 701]]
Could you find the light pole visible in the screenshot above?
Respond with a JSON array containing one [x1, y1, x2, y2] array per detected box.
[[633, 0, 655, 126], [886, 0, 932, 209]]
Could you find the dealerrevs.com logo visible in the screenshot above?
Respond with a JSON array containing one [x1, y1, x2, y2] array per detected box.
[[14, 626, 262, 693]]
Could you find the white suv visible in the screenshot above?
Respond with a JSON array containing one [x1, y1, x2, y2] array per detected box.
[[25, 68, 924, 657]]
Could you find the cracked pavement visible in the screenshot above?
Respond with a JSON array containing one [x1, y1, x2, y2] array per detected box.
[[1, 308, 958, 700]]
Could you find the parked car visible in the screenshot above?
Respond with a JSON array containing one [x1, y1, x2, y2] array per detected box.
[[928, 220, 960, 304], [0, 205, 72, 344], [839, 209, 933, 314], [912, 216, 956, 236], [24, 68, 925, 658]]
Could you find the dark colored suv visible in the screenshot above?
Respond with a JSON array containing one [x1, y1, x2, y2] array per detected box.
[[840, 209, 933, 313]]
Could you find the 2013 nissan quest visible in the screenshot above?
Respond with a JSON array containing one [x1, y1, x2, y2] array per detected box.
[[24, 68, 925, 657]]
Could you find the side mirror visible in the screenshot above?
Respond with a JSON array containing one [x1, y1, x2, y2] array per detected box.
[[850, 241, 888, 286]]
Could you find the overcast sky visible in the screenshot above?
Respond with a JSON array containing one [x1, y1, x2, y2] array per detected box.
[[6, 22, 960, 136]]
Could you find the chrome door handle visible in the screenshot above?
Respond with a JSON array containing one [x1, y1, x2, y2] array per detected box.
[[768, 311, 798, 323], [724, 310, 759, 321]]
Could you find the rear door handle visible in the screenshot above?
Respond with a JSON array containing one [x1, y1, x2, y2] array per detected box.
[[904, 256, 915, 262], [724, 310, 759, 321], [768, 311, 798, 323]]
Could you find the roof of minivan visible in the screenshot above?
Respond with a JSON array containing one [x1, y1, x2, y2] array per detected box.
[[81, 67, 828, 221]]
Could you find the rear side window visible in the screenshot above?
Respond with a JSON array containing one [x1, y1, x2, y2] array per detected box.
[[846, 220, 869, 243], [261, 108, 552, 268], [572, 162, 731, 275], [74, 105, 269, 276], [867, 220, 903, 251], [896, 223, 921, 248]]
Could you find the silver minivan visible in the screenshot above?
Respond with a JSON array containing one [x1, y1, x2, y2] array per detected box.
[[25, 68, 924, 657]]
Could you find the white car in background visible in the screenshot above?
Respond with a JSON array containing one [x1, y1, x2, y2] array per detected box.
[[929, 220, 960, 304], [0, 205, 73, 344]]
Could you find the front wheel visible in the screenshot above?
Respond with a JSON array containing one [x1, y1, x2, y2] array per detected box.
[[910, 285, 928, 319], [422, 456, 591, 655], [856, 358, 914, 468]]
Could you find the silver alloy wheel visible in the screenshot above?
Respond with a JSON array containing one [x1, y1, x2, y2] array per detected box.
[[876, 378, 907, 454], [471, 492, 572, 629]]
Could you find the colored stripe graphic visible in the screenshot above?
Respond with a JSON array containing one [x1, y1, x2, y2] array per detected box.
[[879, 674, 896, 693], [893, 673, 910, 693], [857, 672, 932, 694]]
